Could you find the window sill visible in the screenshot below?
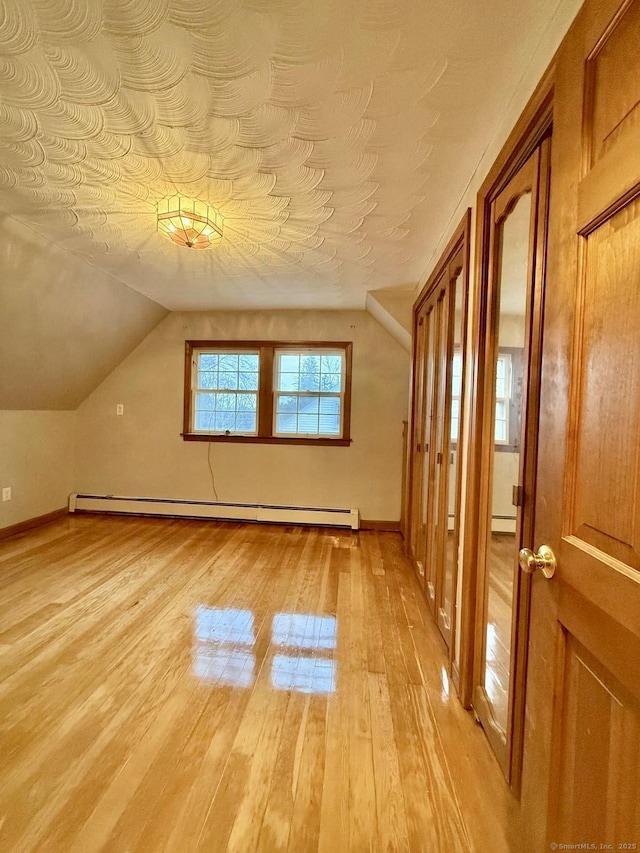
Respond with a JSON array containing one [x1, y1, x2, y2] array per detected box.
[[181, 433, 352, 447]]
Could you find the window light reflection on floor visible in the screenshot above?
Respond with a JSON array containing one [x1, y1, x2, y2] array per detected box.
[[193, 648, 255, 688], [272, 613, 337, 650], [192, 607, 337, 694], [193, 607, 256, 688], [271, 655, 336, 694]]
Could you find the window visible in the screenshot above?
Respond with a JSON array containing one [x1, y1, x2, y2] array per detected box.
[[192, 351, 259, 435], [494, 352, 511, 445], [451, 350, 463, 441], [450, 349, 517, 447], [183, 340, 352, 445]]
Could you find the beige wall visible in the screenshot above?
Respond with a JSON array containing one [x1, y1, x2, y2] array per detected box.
[[76, 310, 409, 521], [0, 215, 167, 410], [0, 411, 76, 529]]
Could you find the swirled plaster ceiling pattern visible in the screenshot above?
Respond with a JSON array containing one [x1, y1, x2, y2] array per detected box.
[[0, 0, 566, 310]]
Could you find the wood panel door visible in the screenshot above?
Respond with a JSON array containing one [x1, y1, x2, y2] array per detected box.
[[472, 141, 550, 787], [521, 0, 640, 847]]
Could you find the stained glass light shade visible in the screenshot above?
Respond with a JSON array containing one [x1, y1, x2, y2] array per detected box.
[[156, 196, 224, 250]]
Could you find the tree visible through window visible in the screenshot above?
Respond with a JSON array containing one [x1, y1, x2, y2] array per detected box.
[[274, 351, 344, 437], [183, 341, 352, 445], [193, 352, 259, 434]]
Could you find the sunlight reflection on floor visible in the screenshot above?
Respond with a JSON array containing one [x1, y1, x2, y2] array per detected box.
[[193, 606, 337, 694]]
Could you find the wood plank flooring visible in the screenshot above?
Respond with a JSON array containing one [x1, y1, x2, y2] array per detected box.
[[0, 516, 518, 852]]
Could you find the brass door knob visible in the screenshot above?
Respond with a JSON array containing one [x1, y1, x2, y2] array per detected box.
[[518, 545, 557, 579]]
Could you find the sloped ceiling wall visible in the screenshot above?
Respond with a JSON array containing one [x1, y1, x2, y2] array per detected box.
[[365, 287, 414, 352], [0, 215, 167, 409]]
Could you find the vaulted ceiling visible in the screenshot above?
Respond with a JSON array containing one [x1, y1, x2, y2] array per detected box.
[[0, 0, 578, 311]]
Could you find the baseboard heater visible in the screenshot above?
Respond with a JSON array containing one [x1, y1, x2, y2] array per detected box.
[[69, 494, 360, 530]]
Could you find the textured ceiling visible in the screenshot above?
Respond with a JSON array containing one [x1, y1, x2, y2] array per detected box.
[[0, 0, 569, 310]]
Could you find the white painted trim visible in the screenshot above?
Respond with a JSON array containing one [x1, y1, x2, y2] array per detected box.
[[69, 494, 360, 530]]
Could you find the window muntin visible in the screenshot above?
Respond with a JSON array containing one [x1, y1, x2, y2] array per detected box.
[[273, 349, 345, 437], [184, 340, 352, 445], [192, 350, 259, 434]]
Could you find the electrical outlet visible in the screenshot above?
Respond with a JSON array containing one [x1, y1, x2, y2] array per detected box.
[[2, 487, 11, 502], [116, 404, 124, 415]]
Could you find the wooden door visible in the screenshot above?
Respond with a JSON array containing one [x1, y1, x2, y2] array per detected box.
[[407, 214, 470, 657], [435, 252, 466, 648], [521, 0, 640, 847], [409, 308, 428, 572], [424, 283, 448, 611], [472, 143, 550, 784]]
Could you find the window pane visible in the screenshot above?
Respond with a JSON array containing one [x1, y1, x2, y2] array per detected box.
[[199, 354, 218, 370], [300, 396, 320, 414], [299, 371, 320, 392], [239, 354, 259, 371], [495, 376, 505, 398], [276, 394, 298, 413], [278, 372, 300, 392], [276, 413, 297, 434], [301, 355, 320, 373], [319, 397, 340, 414], [452, 375, 462, 397], [280, 354, 300, 372], [241, 372, 259, 391], [219, 354, 239, 371], [319, 414, 340, 434], [298, 413, 319, 433], [236, 412, 257, 432], [195, 411, 215, 430], [214, 392, 234, 411], [218, 372, 238, 390], [321, 373, 341, 392], [197, 371, 217, 389], [215, 412, 235, 431], [495, 400, 506, 420], [237, 393, 256, 411], [321, 355, 342, 373], [195, 392, 215, 411], [451, 417, 459, 441]]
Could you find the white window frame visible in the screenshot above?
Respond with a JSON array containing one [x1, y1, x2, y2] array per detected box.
[[190, 347, 260, 436], [494, 351, 512, 446], [272, 347, 346, 439]]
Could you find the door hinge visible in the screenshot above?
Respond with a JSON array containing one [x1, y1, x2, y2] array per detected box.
[[512, 484, 524, 507], [436, 451, 443, 464]]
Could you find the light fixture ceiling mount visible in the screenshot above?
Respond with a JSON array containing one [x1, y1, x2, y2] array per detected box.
[[156, 196, 224, 250]]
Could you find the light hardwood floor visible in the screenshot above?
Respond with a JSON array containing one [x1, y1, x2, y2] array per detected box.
[[0, 516, 518, 852]]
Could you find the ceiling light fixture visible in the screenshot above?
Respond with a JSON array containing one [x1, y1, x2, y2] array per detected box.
[[156, 196, 224, 250]]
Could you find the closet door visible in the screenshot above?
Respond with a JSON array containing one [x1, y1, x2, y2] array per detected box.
[[417, 302, 437, 588], [409, 309, 428, 574], [436, 256, 465, 647], [407, 214, 470, 655], [424, 284, 448, 611], [472, 143, 549, 783]]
